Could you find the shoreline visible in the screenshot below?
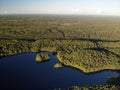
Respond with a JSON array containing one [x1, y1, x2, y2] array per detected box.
[[1, 52, 120, 74]]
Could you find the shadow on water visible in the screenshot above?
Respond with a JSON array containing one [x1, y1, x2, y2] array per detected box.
[[106, 76, 120, 85], [36, 59, 50, 64]]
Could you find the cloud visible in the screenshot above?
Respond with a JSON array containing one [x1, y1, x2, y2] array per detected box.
[[96, 9, 103, 14], [72, 8, 80, 12], [4, 10, 8, 14]]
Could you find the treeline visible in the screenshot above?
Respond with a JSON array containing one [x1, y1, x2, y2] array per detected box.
[[0, 39, 120, 73], [0, 39, 31, 57]]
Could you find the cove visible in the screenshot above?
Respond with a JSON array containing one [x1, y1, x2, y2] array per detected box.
[[0, 52, 119, 90]]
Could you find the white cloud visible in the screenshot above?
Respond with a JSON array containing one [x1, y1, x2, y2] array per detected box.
[[96, 9, 103, 14], [72, 8, 80, 12], [4, 10, 8, 14]]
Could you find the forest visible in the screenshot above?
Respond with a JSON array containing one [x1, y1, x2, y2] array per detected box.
[[0, 15, 120, 72], [0, 15, 120, 89]]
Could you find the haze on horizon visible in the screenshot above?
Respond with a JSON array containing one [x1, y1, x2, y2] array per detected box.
[[0, 0, 120, 16]]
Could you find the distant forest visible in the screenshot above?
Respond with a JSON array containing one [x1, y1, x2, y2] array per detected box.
[[0, 15, 120, 73]]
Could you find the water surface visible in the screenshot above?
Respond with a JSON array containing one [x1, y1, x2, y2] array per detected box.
[[0, 53, 119, 90]]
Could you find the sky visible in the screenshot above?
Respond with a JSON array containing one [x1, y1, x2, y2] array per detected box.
[[0, 0, 120, 15]]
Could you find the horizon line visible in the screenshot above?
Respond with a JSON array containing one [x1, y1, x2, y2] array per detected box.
[[0, 13, 120, 17]]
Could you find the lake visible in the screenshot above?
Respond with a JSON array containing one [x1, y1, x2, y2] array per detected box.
[[0, 52, 119, 90]]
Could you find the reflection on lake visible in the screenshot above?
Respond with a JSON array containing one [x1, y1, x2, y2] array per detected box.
[[0, 53, 119, 90]]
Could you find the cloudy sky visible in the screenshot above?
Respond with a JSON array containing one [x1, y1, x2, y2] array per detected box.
[[0, 0, 120, 15]]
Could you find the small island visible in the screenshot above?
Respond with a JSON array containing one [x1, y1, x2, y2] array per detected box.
[[54, 63, 63, 69], [35, 53, 50, 62]]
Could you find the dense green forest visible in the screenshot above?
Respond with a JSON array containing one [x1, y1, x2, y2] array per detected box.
[[0, 15, 120, 73]]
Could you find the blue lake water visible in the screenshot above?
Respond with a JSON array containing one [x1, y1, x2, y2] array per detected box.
[[0, 53, 119, 90]]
